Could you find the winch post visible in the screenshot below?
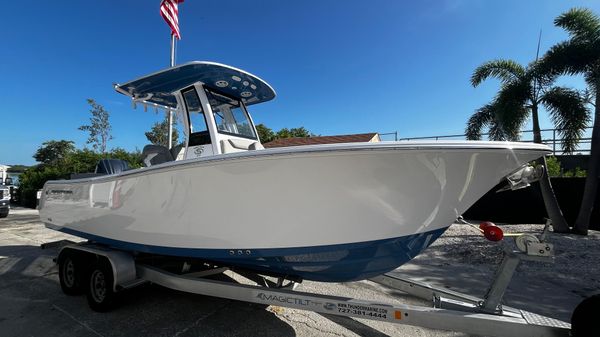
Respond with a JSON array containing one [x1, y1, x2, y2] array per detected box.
[[480, 235, 554, 313], [539, 218, 552, 242], [479, 250, 521, 313]]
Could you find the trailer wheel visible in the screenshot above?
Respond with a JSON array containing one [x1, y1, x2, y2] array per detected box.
[[86, 259, 117, 312], [58, 252, 83, 295], [572, 294, 600, 337]]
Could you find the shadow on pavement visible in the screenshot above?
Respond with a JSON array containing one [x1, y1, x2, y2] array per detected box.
[[390, 240, 585, 323], [320, 313, 391, 337], [0, 244, 297, 337]]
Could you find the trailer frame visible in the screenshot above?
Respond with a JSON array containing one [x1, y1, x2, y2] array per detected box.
[[44, 233, 572, 337]]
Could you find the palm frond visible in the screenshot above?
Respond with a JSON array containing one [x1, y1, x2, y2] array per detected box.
[[529, 59, 558, 89], [494, 80, 531, 138], [584, 70, 600, 92], [466, 102, 514, 141], [555, 8, 600, 42], [582, 88, 595, 106], [498, 105, 528, 141], [470, 59, 526, 87], [465, 104, 495, 140], [541, 87, 591, 153], [539, 40, 593, 77], [488, 117, 508, 141]]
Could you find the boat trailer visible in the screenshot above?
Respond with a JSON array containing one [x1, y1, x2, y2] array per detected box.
[[42, 222, 581, 337]]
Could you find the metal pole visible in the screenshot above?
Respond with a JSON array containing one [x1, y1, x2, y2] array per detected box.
[[167, 34, 175, 149], [170, 34, 176, 67], [553, 129, 556, 155]]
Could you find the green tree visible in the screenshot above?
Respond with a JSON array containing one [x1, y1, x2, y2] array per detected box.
[[256, 124, 275, 143], [18, 165, 67, 208], [145, 116, 179, 148], [64, 149, 103, 174], [19, 139, 144, 208], [61, 148, 143, 173], [466, 59, 589, 232], [6, 165, 30, 173], [539, 8, 600, 234], [33, 140, 75, 165], [79, 99, 113, 153], [276, 127, 312, 139], [545, 156, 587, 177], [256, 124, 315, 144], [467, 60, 589, 149], [109, 147, 144, 169], [545, 156, 562, 177]]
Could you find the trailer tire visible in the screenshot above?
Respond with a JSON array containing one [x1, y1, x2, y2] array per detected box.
[[86, 259, 117, 312], [571, 294, 600, 337], [58, 252, 83, 295]]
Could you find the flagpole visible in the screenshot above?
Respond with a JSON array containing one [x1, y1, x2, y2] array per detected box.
[[170, 34, 176, 68], [167, 34, 175, 149], [161, 0, 181, 150]]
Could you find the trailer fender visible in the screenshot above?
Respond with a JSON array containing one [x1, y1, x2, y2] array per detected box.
[[58, 245, 136, 292]]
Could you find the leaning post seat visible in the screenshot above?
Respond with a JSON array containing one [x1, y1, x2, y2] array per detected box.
[[142, 145, 175, 166], [169, 144, 184, 160], [220, 139, 265, 154]]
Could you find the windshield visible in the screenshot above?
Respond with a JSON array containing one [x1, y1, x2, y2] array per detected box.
[[206, 89, 256, 139], [182, 87, 211, 146]]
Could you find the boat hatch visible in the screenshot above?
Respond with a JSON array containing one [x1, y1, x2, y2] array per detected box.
[[114, 62, 275, 162]]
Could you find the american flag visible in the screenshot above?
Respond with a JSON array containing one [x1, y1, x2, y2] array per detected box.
[[160, 0, 183, 40]]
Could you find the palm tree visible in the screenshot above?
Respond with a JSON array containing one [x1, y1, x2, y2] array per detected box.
[[466, 59, 589, 233], [539, 8, 600, 235]]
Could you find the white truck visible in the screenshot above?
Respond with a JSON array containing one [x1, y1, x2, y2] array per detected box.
[[0, 185, 9, 218]]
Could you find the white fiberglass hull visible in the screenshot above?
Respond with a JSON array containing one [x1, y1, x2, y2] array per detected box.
[[40, 141, 550, 281]]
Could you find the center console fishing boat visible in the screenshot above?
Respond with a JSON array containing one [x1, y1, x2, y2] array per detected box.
[[39, 61, 551, 282]]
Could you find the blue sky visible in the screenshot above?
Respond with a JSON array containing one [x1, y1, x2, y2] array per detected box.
[[1, 0, 598, 165]]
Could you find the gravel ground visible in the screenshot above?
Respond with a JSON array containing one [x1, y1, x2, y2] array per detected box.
[[433, 223, 600, 292], [393, 222, 600, 322]]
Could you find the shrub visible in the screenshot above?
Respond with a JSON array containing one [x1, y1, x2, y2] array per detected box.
[[545, 156, 587, 177], [19, 165, 69, 208], [108, 147, 143, 169], [545, 156, 562, 177], [18, 146, 144, 208]]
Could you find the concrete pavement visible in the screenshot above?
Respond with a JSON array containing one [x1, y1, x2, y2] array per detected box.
[[1, 207, 587, 336]]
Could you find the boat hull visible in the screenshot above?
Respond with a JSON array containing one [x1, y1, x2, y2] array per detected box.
[[40, 142, 550, 281], [49, 224, 447, 281]]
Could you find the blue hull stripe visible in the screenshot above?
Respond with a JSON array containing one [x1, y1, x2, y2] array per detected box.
[[51, 225, 448, 282]]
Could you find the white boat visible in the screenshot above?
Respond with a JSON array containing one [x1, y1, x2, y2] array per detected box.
[[39, 62, 551, 282]]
